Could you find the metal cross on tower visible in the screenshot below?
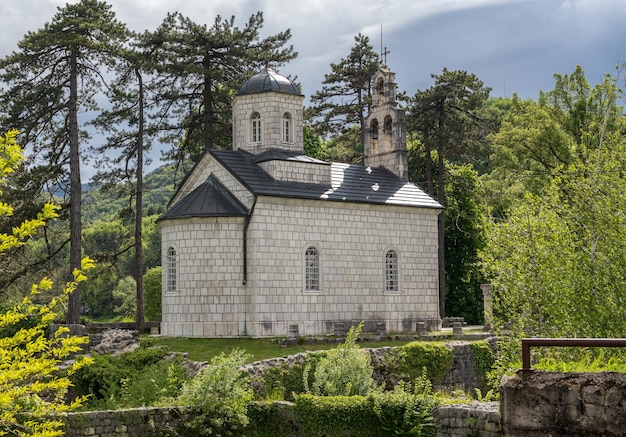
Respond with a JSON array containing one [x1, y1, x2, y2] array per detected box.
[[382, 46, 390, 66]]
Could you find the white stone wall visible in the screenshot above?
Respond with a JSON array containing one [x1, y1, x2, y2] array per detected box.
[[258, 160, 331, 185], [232, 92, 304, 153], [245, 197, 440, 337], [160, 194, 440, 338], [160, 217, 249, 337]]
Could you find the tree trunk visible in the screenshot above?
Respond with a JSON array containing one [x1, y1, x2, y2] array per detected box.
[[68, 48, 82, 324], [436, 102, 446, 319], [424, 127, 434, 197], [203, 68, 213, 152], [135, 68, 145, 331]]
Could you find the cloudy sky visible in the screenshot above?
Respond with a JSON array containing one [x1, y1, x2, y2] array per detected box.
[[1, 0, 625, 177], [2, 0, 625, 100]]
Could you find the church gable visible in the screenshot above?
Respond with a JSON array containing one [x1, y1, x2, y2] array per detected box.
[[168, 152, 254, 212], [159, 174, 247, 221]]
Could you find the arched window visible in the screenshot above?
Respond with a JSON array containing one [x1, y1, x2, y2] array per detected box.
[[250, 112, 261, 143], [377, 77, 384, 95], [385, 249, 399, 292], [370, 119, 379, 140], [305, 246, 320, 291], [282, 112, 292, 143], [384, 115, 393, 134], [167, 246, 177, 293]]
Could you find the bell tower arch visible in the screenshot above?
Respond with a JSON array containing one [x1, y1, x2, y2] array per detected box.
[[364, 67, 408, 181]]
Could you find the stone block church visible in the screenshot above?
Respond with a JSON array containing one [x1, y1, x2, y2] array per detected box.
[[158, 66, 443, 337]]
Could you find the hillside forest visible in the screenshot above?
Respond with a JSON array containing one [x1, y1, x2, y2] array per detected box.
[[1, 0, 625, 339]]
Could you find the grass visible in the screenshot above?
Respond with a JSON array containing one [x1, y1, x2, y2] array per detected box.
[[144, 336, 416, 363]]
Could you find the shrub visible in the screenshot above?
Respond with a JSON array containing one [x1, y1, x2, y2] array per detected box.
[[471, 340, 496, 392], [486, 337, 521, 391], [388, 342, 454, 384], [295, 377, 438, 437], [178, 349, 254, 436], [0, 129, 95, 436], [304, 321, 377, 396], [143, 266, 162, 321], [370, 376, 438, 437], [70, 346, 185, 410], [295, 394, 379, 436]]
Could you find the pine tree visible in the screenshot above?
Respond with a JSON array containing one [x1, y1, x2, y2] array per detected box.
[[90, 32, 159, 330], [408, 69, 491, 317], [308, 33, 380, 162], [145, 11, 297, 167], [0, 0, 129, 323]]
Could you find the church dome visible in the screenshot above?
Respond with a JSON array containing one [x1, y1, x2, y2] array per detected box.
[[237, 67, 302, 96]]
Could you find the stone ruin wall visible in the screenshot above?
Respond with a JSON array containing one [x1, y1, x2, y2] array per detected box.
[[500, 370, 626, 436], [63, 340, 500, 436]]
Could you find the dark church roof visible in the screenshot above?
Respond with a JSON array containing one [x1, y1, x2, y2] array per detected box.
[[159, 174, 248, 221], [237, 68, 303, 96], [207, 149, 442, 209]]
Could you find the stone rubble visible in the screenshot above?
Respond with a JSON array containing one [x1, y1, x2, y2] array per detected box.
[[90, 328, 140, 356]]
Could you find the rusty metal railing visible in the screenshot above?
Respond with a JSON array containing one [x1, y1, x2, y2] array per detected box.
[[521, 338, 626, 370]]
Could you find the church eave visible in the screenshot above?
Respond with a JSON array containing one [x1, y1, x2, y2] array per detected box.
[[157, 212, 248, 223]]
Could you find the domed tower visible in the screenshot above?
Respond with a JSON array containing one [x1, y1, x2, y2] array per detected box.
[[232, 67, 304, 154], [364, 67, 408, 181]]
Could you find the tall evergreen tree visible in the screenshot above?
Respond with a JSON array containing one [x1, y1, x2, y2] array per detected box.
[[0, 0, 129, 323], [145, 11, 296, 167], [90, 33, 156, 330], [308, 33, 380, 162], [408, 69, 491, 317]]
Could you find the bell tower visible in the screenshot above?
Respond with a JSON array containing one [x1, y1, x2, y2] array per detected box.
[[364, 67, 408, 181]]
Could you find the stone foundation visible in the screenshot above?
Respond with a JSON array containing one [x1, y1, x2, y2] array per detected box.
[[434, 402, 500, 436], [501, 370, 626, 436]]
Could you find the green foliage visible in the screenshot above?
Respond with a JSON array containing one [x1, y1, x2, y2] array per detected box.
[[178, 349, 254, 436], [0, 131, 96, 436], [389, 342, 454, 384], [150, 11, 296, 164], [408, 68, 493, 184], [143, 266, 162, 321], [295, 383, 438, 437], [371, 378, 438, 437], [534, 348, 626, 373], [486, 337, 522, 391], [471, 341, 496, 386], [80, 268, 119, 319], [71, 347, 187, 410], [1, 0, 131, 324], [308, 33, 380, 153], [303, 125, 328, 161], [407, 69, 492, 319], [304, 321, 376, 396], [444, 164, 487, 324], [245, 402, 301, 437], [324, 125, 364, 164], [294, 394, 379, 437], [482, 65, 626, 341], [112, 276, 137, 318], [256, 352, 327, 402]]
